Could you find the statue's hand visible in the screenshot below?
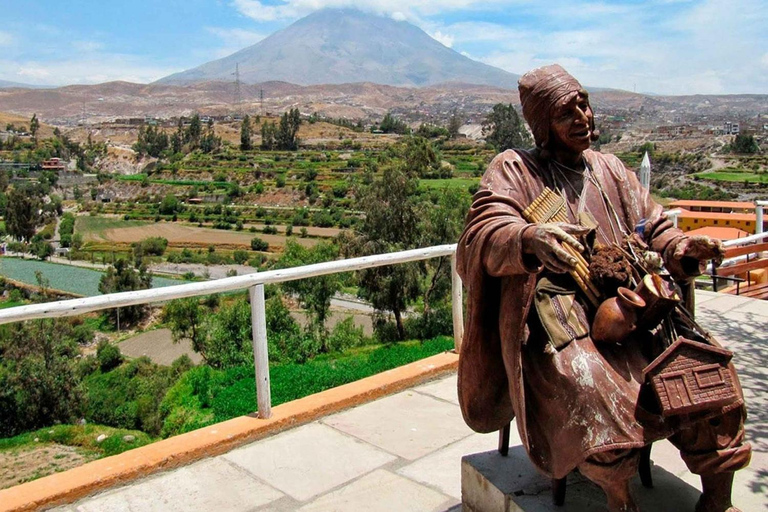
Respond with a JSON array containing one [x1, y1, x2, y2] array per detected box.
[[523, 222, 590, 273], [667, 235, 725, 279]]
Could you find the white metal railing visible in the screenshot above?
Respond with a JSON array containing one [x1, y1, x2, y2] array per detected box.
[[705, 231, 768, 276], [0, 244, 462, 419], [664, 208, 682, 228]]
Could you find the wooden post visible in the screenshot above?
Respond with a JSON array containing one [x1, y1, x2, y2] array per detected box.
[[249, 283, 271, 419], [451, 253, 464, 353]]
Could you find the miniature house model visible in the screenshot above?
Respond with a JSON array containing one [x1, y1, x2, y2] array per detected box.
[[643, 337, 739, 417]]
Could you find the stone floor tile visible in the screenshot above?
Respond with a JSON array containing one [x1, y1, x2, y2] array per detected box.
[[223, 423, 395, 502], [398, 431, 501, 499], [74, 457, 283, 512], [297, 469, 453, 512], [323, 390, 474, 461], [730, 297, 768, 318], [694, 290, 720, 304], [697, 294, 749, 315], [414, 374, 459, 405]]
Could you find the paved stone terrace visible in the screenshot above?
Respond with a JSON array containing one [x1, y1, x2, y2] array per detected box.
[[50, 291, 767, 511]]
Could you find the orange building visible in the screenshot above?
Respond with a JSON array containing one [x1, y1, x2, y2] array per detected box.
[[675, 210, 757, 233], [668, 200, 766, 234], [668, 200, 754, 214]]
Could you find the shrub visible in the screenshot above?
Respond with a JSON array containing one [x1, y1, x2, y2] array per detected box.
[[250, 237, 269, 251], [84, 356, 188, 435], [326, 316, 367, 352], [133, 237, 168, 258], [96, 340, 123, 372], [233, 250, 249, 264], [262, 225, 277, 235]]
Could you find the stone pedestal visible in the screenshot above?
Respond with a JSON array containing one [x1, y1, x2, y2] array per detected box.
[[461, 445, 702, 512]]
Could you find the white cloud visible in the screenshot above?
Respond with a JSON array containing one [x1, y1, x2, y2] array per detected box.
[[1, 56, 181, 86], [427, 0, 767, 94], [430, 30, 454, 48], [0, 31, 13, 46], [72, 40, 104, 53], [206, 27, 266, 47], [230, 0, 506, 22]]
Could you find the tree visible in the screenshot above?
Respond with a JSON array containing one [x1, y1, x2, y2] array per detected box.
[[447, 109, 463, 139], [29, 114, 40, 142], [31, 240, 54, 260], [163, 298, 207, 360], [403, 136, 442, 178], [185, 114, 202, 148], [277, 241, 341, 344], [240, 115, 252, 150], [5, 185, 41, 241], [419, 188, 471, 312], [159, 193, 182, 215], [482, 103, 532, 151], [350, 164, 422, 339], [276, 108, 301, 150], [379, 112, 410, 135], [260, 121, 277, 150], [731, 133, 759, 154], [0, 319, 84, 437], [98, 260, 153, 326]]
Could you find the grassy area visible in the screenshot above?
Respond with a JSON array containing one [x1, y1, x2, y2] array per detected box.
[[74, 216, 151, 239], [0, 300, 26, 310], [160, 336, 455, 436], [695, 168, 768, 184], [0, 424, 153, 489], [419, 178, 479, 190], [0, 424, 153, 457]]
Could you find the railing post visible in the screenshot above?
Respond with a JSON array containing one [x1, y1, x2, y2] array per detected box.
[[755, 201, 765, 235], [451, 253, 464, 353], [249, 283, 272, 419]]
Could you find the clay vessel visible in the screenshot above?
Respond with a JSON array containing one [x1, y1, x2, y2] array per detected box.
[[592, 287, 646, 344]]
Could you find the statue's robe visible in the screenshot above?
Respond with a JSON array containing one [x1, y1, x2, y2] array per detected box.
[[457, 149, 747, 478]]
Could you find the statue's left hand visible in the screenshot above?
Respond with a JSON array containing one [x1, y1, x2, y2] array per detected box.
[[667, 235, 725, 279]]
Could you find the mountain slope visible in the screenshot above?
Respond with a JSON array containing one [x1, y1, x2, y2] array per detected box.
[[156, 8, 519, 89]]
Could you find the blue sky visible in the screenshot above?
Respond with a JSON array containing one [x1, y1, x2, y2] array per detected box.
[[1, 0, 766, 94]]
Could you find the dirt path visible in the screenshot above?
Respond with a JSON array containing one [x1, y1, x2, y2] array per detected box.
[[118, 328, 203, 366], [0, 444, 97, 490]]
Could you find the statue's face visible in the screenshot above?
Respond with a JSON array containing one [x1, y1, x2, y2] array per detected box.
[[549, 93, 593, 155]]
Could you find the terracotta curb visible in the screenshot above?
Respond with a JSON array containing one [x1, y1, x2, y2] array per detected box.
[[0, 351, 459, 512]]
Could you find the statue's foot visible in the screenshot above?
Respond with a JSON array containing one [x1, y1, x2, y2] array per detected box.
[[604, 485, 639, 512], [605, 497, 639, 512], [696, 472, 739, 512], [694, 496, 740, 512]]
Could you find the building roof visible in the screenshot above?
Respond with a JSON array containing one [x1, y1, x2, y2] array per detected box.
[[677, 210, 755, 221], [643, 336, 733, 376], [686, 226, 751, 240], [669, 200, 755, 210]]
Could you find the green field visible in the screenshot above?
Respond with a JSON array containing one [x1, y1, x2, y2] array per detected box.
[[74, 216, 151, 238], [695, 168, 768, 183], [419, 178, 480, 190], [0, 258, 181, 297]]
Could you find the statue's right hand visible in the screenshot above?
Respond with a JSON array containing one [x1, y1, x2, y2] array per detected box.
[[523, 223, 589, 273]]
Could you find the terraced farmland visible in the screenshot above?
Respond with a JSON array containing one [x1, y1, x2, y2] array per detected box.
[[0, 258, 182, 297]]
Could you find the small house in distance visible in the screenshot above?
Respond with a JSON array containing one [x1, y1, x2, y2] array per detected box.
[[643, 336, 739, 417]]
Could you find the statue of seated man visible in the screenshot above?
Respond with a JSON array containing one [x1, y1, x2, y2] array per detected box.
[[456, 64, 751, 512]]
